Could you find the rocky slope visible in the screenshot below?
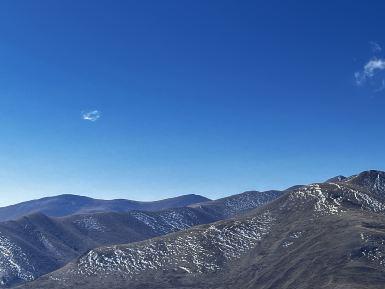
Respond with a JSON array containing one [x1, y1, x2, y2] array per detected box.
[[17, 170, 385, 289], [0, 190, 282, 287]]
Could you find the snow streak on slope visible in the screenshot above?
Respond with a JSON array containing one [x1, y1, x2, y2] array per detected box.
[[344, 171, 385, 197], [131, 208, 203, 234], [0, 234, 35, 285], [73, 216, 105, 232], [287, 181, 385, 216], [287, 184, 343, 215], [222, 191, 282, 217], [37, 232, 63, 258], [66, 211, 274, 279]]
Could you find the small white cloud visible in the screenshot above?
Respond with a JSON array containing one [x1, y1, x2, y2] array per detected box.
[[82, 110, 101, 122], [355, 58, 385, 85], [354, 43, 385, 92], [364, 58, 385, 76], [370, 41, 382, 53]]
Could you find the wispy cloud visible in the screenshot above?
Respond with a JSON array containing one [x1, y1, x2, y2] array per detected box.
[[354, 41, 385, 91], [81, 110, 101, 122], [355, 58, 385, 85]]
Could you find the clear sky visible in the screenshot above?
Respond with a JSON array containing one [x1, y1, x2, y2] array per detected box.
[[1, 0, 385, 206]]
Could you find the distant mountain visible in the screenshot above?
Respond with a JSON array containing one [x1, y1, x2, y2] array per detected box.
[[0, 190, 283, 287], [0, 194, 210, 222], [325, 175, 347, 182], [19, 170, 385, 289]]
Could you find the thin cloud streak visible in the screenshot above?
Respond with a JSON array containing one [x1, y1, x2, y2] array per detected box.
[[370, 41, 382, 53], [82, 110, 101, 122]]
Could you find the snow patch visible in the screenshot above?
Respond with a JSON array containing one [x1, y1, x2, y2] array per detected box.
[[74, 217, 105, 232]]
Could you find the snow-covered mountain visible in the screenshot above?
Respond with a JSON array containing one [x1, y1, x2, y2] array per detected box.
[[18, 170, 385, 289], [0, 189, 282, 287]]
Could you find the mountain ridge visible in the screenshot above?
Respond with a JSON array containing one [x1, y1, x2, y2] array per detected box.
[[0, 194, 210, 222]]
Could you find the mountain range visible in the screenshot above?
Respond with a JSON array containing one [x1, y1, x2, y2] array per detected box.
[[0, 189, 282, 287], [14, 170, 385, 289]]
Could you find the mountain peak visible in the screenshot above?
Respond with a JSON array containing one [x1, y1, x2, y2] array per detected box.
[[325, 175, 347, 183], [345, 170, 385, 196]]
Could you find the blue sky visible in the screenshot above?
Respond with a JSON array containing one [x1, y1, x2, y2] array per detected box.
[[1, 0, 385, 206]]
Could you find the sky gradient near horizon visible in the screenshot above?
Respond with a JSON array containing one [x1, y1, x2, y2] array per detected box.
[[1, 0, 385, 206]]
